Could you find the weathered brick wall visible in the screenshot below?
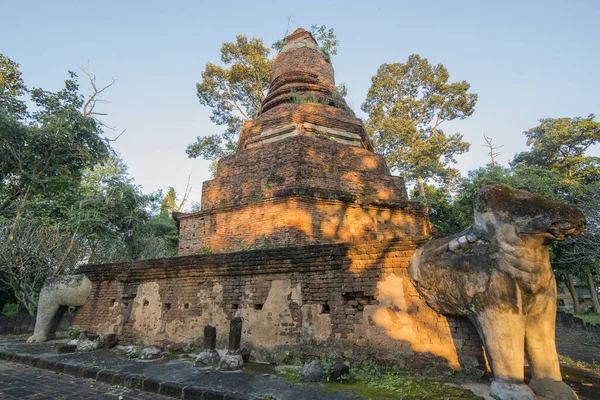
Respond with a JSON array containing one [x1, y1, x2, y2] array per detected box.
[[179, 136, 423, 255], [178, 196, 428, 255], [201, 135, 408, 211], [74, 238, 485, 374]]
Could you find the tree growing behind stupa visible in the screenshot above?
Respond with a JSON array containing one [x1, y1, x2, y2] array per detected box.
[[362, 54, 478, 198]]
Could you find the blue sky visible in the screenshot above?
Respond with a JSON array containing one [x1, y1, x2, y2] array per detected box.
[[2, 0, 599, 206]]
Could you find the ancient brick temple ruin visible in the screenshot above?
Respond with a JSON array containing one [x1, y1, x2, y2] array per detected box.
[[73, 29, 485, 373]]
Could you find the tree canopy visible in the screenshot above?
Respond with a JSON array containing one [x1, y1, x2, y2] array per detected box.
[[512, 114, 600, 180], [0, 55, 178, 314], [361, 54, 478, 197], [1, 72, 111, 221]]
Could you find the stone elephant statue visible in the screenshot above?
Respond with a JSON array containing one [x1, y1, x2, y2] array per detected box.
[[408, 185, 585, 400], [27, 274, 92, 343]]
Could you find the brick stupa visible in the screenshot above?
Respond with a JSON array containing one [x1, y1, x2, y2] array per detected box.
[[177, 29, 430, 254], [73, 32, 485, 373]]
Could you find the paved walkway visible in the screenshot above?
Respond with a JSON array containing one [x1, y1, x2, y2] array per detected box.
[[0, 361, 169, 400], [1, 332, 599, 400]]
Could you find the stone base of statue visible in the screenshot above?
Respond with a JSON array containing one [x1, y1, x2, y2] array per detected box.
[[194, 349, 220, 368], [218, 351, 243, 371]]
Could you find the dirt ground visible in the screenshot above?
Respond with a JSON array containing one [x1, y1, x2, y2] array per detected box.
[[554, 325, 600, 399]]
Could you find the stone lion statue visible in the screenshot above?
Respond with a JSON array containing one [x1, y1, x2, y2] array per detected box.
[[27, 274, 91, 343], [408, 185, 585, 400]]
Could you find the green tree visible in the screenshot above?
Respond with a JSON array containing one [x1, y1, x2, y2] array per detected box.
[[452, 164, 579, 233], [0, 221, 84, 315], [160, 187, 177, 216], [511, 115, 600, 312], [186, 25, 341, 161], [361, 54, 477, 198], [0, 58, 178, 313], [159, 183, 191, 217], [0, 53, 26, 117], [73, 156, 178, 263], [512, 115, 600, 179], [552, 183, 600, 313], [0, 71, 110, 221], [414, 184, 465, 235]]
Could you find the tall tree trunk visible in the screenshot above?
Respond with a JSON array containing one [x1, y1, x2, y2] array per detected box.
[[417, 176, 425, 198], [586, 269, 600, 314], [567, 274, 581, 315]]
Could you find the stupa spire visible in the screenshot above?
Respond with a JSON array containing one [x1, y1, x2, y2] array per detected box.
[[238, 27, 372, 151]]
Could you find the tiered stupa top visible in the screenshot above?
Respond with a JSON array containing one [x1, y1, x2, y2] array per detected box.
[[238, 28, 373, 151]]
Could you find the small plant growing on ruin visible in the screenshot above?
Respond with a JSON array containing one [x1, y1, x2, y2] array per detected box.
[[362, 184, 378, 196], [197, 246, 213, 255], [266, 171, 285, 189], [68, 325, 81, 340], [320, 353, 336, 381], [126, 349, 140, 359], [249, 190, 264, 203], [289, 90, 329, 106], [314, 133, 335, 142]]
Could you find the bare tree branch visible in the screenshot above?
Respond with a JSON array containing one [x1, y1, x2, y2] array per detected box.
[[482, 133, 502, 166], [176, 175, 193, 212], [81, 66, 116, 120], [79, 65, 126, 139]]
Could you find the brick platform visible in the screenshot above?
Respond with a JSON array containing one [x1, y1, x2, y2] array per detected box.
[[74, 238, 485, 374]]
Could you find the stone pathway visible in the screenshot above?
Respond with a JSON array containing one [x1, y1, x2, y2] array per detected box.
[[1, 330, 599, 400], [0, 361, 169, 399]]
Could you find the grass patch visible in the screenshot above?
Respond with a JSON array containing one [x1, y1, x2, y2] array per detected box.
[[1, 304, 29, 316], [559, 354, 588, 370], [323, 376, 482, 399], [559, 354, 600, 376], [276, 360, 482, 399], [289, 90, 329, 106], [275, 367, 302, 383], [575, 313, 600, 326]]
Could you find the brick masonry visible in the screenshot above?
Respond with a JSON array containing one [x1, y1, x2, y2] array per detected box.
[[178, 135, 424, 255], [73, 238, 485, 373]]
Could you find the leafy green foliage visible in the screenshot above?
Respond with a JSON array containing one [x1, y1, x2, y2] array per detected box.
[[271, 24, 339, 57], [0, 71, 110, 221], [289, 90, 329, 105], [309, 25, 338, 62], [0, 56, 178, 313], [447, 164, 584, 234], [508, 116, 600, 289], [1, 303, 28, 316], [320, 354, 336, 381], [0, 221, 84, 314], [74, 157, 178, 264], [160, 187, 177, 216], [187, 35, 272, 160], [512, 115, 600, 179], [322, 361, 482, 399], [362, 54, 477, 197], [0, 53, 26, 117], [414, 184, 467, 235]]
